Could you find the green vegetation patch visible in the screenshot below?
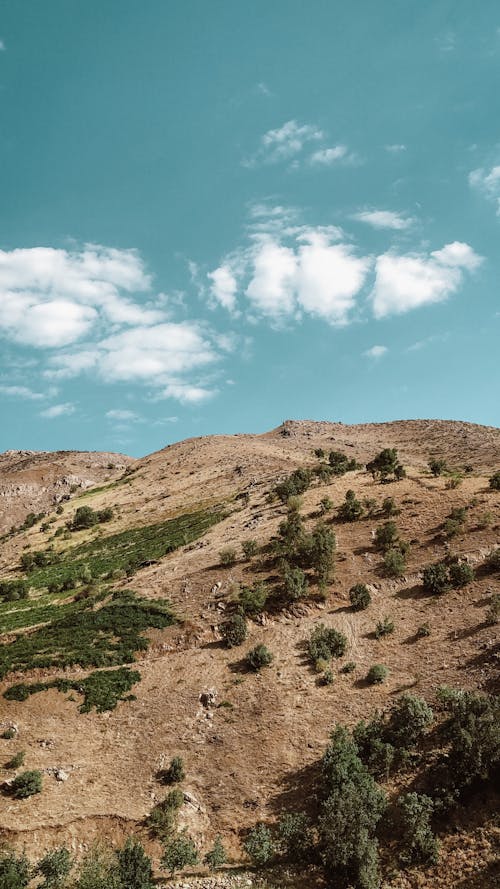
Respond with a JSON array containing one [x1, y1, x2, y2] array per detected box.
[[21, 507, 225, 591], [0, 592, 174, 678], [4, 666, 141, 713]]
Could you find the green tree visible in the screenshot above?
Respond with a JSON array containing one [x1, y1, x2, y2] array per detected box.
[[281, 564, 308, 602], [396, 793, 439, 867], [306, 523, 336, 583], [244, 823, 275, 866], [366, 448, 404, 482], [422, 563, 451, 595], [374, 521, 398, 551], [449, 561, 474, 588], [161, 755, 185, 785], [246, 644, 273, 671], [277, 812, 314, 863], [161, 832, 198, 875], [338, 490, 364, 522], [11, 769, 42, 799], [383, 548, 405, 577], [349, 583, 371, 611], [0, 850, 31, 889], [116, 838, 153, 889], [308, 624, 347, 664], [73, 845, 121, 889], [35, 847, 73, 889], [221, 613, 247, 648], [203, 836, 227, 871]]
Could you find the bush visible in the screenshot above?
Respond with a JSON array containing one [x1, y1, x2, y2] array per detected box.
[[276, 503, 304, 556], [238, 583, 268, 615], [116, 838, 153, 889], [349, 583, 371, 611], [0, 850, 30, 889], [246, 644, 273, 671], [244, 823, 275, 866], [449, 561, 474, 588], [422, 563, 451, 595], [341, 661, 356, 674], [397, 792, 439, 867], [337, 490, 364, 522], [367, 665, 388, 684], [221, 613, 247, 648], [308, 624, 347, 665], [11, 769, 43, 798], [204, 836, 227, 871], [277, 812, 314, 863], [275, 468, 312, 503], [486, 594, 500, 625], [0, 579, 28, 601], [445, 473, 463, 489], [485, 548, 500, 573], [70, 506, 98, 531], [488, 470, 500, 490], [319, 495, 334, 514], [375, 616, 394, 639], [328, 451, 358, 475], [416, 623, 431, 638], [281, 564, 308, 602], [160, 831, 198, 875], [219, 547, 237, 567], [242, 539, 259, 559], [383, 548, 406, 577], [374, 521, 398, 551], [429, 458, 447, 477], [36, 847, 73, 889], [5, 750, 25, 770], [381, 496, 398, 516], [147, 788, 184, 839], [71, 844, 120, 889], [160, 756, 185, 785], [305, 523, 336, 584]]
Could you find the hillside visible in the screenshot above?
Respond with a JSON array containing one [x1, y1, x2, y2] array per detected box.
[[0, 419, 498, 889]]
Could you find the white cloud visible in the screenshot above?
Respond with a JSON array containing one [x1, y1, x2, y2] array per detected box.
[[353, 209, 414, 231], [40, 403, 75, 419], [0, 385, 44, 400], [469, 165, 500, 213], [207, 265, 238, 311], [363, 345, 388, 359], [246, 241, 297, 318], [310, 145, 348, 165], [106, 409, 140, 422], [385, 144, 406, 153], [371, 241, 483, 318], [244, 119, 323, 166], [0, 40, 5, 51]]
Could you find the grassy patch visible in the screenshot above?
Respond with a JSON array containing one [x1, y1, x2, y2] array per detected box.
[[0, 592, 174, 678], [21, 508, 225, 591], [4, 666, 141, 713]]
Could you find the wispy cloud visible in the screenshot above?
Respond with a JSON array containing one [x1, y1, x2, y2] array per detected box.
[[0, 384, 45, 400], [309, 145, 348, 166], [385, 144, 406, 153], [0, 39, 5, 52], [353, 209, 415, 231], [371, 242, 482, 318], [40, 402, 76, 419], [363, 345, 388, 359], [469, 164, 500, 214], [106, 409, 140, 422], [243, 119, 323, 167]]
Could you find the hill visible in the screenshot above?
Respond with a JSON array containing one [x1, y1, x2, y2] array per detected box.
[[0, 419, 498, 889]]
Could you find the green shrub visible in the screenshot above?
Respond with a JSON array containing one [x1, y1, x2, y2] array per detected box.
[[221, 613, 247, 648], [238, 583, 268, 615], [277, 812, 314, 863], [367, 664, 388, 684], [445, 472, 463, 489], [5, 750, 25, 770], [304, 523, 336, 583], [349, 583, 371, 611], [0, 579, 29, 601], [443, 518, 462, 538], [422, 563, 451, 595], [429, 458, 447, 477], [375, 616, 394, 639], [276, 504, 305, 557], [244, 823, 275, 866], [314, 448, 325, 459], [160, 756, 185, 785], [35, 846, 73, 889], [281, 564, 308, 602], [367, 448, 404, 482], [488, 470, 500, 490], [449, 561, 474, 588], [11, 769, 43, 798], [147, 788, 184, 839], [328, 451, 358, 475], [1, 727, 16, 740], [381, 496, 398, 516], [396, 792, 439, 867], [338, 490, 364, 522], [383, 548, 406, 577], [374, 521, 398, 551], [0, 849, 30, 889], [308, 624, 347, 664], [319, 495, 334, 514], [73, 844, 121, 889], [416, 623, 431, 638], [4, 667, 140, 714], [160, 831, 198, 875], [219, 547, 237, 567], [275, 468, 312, 503], [485, 548, 500, 573], [341, 661, 356, 674], [246, 644, 273, 671], [203, 836, 227, 871], [242, 539, 259, 559], [116, 838, 153, 889]]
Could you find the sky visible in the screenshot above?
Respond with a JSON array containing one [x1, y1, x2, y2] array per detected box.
[[0, 0, 499, 456]]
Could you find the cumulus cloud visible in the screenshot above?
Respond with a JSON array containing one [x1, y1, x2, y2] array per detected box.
[[353, 209, 414, 230], [371, 241, 482, 318], [40, 403, 75, 419], [207, 265, 238, 311], [310, 145, 348, 165], [469, 165, 500, 213], [363, 345, 388, 359], [244, 119, 323, 166]]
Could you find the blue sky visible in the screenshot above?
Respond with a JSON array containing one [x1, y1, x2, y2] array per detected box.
[[0, 0, 499, 456]]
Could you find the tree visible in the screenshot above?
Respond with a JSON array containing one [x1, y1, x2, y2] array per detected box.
[[338, 490, 364, 522], [422, 563, 451, 595], [367, 665, 388, 684], [116, 838, 153, 889], [306, 523, 336, 584], [449, 561, 474, 588], [328, 451, 357, 475], [275, 468, 312, 502], [70, 506, 99, 530], [35, 847, 73, 889], [383, 548, 406, 577], [308, 624, 347, 664], [366, 448, 404, 482], [244, 824, 275, 866], [281, 564, 308, 602], [277, 812, 314, 863], [349, 583, 371, 611], [161, 832, 198, 875], [246, 644, 273, 671], [203, 836, 227, 871], [72, 845, 121, 889], [396, 793, 439, 867], [374, 521, 398, 551], [160, 755, 185, 784], [238, 582, 268, 615]]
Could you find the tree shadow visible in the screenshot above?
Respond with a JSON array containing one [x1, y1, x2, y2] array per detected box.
[[447, 622, 487, 642], [394, 583, 427, 601], [267, 759, 322, 817]]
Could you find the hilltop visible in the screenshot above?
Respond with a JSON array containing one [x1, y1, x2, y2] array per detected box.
[[0, 419, 498, 889]]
